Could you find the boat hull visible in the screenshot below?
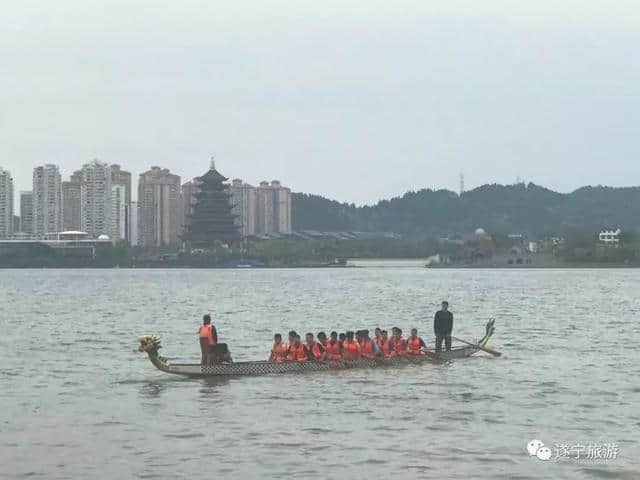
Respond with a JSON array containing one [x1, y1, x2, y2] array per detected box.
[[139, 320, 496, 378], [159, 351, 470, 377]]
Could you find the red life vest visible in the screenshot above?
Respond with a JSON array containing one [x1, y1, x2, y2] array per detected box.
[[361, 339, 374, 358], [392, 336, 405, 355], [305, 342, 323, 360], [378, 339, 392, 357], [271, 342, 288, 362], [199, 325, 214, 346], [342, 340, 361, 360], [407, 336, 423, 355], [325, 340, 342, 360], [287, 343, 306, 361]]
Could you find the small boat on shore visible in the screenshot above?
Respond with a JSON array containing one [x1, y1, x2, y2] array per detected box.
[[138, 320, 496, 378]]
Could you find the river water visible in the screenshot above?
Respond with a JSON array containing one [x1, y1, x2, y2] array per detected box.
[[1, 268, 639, 479]]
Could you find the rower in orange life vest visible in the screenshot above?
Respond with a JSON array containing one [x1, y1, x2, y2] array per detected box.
[[317, 332, 328, 350], [325, 331, 342, 360], [342, 331, 361, 360], [374, 327, 382, 346], [391, 327, 406, 356], [359, 330, 379, 358], [406, 328, 427, 355], [377, 329, 394, 358], [269, 333, 288, 362], [338, 332, 346, 350], [287, 334, 307, 362], [303, 333, 325, 360]]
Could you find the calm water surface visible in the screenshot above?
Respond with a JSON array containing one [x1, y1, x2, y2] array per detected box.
[[1, 268, 639, 479]]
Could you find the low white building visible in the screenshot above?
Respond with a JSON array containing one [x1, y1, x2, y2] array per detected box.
[[599, 229, 621, 245]]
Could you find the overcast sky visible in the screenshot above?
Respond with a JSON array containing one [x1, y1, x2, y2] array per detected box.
[[1, 1, 639, 207]]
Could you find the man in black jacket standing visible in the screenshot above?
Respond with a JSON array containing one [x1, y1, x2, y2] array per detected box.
[[434, 301, 453, 352]]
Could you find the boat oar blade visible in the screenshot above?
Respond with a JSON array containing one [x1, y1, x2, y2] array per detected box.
[[422, 349, 444, 362], [452, 336, 502, 357]]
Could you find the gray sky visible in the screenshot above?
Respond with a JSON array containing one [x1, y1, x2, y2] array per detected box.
[[1, 0, 639, 207]]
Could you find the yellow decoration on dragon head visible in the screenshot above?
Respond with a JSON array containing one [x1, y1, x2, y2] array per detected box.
[[138, 335, 161, 354]]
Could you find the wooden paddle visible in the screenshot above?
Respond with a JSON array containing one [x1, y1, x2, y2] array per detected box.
[[452, 336, 502, 357], [421, 348, 444, 362]]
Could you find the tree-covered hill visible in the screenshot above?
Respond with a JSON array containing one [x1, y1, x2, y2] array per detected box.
[[292, 183, 640, 236]]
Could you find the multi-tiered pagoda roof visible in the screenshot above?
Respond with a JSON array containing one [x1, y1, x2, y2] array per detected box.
[[181, 161, 240, 247]]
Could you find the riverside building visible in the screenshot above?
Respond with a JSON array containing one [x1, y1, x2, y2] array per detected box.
[[0, 167, 14, 238], [32, 164, 63, 237], [138, 167, 181, 246]]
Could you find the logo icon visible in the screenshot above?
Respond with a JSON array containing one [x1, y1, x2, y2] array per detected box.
[[527, 439, 551, 461]]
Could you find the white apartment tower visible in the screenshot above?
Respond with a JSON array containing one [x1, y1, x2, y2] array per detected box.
[[127, 201, 139, 246], [256, 181, 276, 235], [19, 191, 34, 234], [230, 179, 257, 236], [111, 183, 126, 241], [138, 167, 181, 246], [62, 170, 82, 231], [271, 180, 292, 234], [0, 167, 14, 237], [255, 180, 292, 235], [80, 159, 112, 238], [32, 164, 63, 236]]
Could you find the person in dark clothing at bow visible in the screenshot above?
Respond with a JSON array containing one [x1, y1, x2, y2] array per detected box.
[[434, 301, 453, 352]]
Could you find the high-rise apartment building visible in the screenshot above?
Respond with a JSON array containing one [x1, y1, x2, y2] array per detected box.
[[111, 183, 126, 241], [138, 167, 181, 246], [32, 164, 63, 236], [255, 180, 292, 235], [0, 167, 14, 237], [62, 171, 82, 231], [110, 164, 132, 204], [256, 181, 276, 235], [180, 179, 200, 237], [271, 180, 292, 234], [19, 191, 34, 234], [127, 201, 139, 246], [80, 159, 112, 238], [230, 179, 257, 237]]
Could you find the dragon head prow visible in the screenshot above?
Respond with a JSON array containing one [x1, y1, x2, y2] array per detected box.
[[138, 335, 162, 354]]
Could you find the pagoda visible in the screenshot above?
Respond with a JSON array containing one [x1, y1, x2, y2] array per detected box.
[[181, 158, 240, 247]]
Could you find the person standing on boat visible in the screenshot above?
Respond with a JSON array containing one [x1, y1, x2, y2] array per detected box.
[[198, 315, 215, 365], [434, 301, 453, 352]]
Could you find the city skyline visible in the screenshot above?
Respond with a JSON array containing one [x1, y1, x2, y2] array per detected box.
[[2, 2, 640, 205], [0, 159, 293, 242]]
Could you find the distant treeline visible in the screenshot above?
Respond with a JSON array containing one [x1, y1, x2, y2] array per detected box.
[[292, 183, 640, 236]]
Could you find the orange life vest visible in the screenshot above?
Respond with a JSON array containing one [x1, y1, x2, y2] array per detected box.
[[271, 342, 288, 362], [342, 340, 361, 360], [361, 339, 375, 358], [325, 340, 342, 360], [392, 337, 405, 355], [407, 336, 423, 355], [287, 343, 307, 361], [378, 339, 392, 357], [199, 325, 214, 346], [305, 342, 323, 360]]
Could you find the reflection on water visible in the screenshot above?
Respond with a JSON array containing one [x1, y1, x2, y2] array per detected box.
[[1, 268, 639, 479]]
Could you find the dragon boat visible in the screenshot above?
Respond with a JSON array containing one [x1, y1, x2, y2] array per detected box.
[[138, 320, 496, 378]]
